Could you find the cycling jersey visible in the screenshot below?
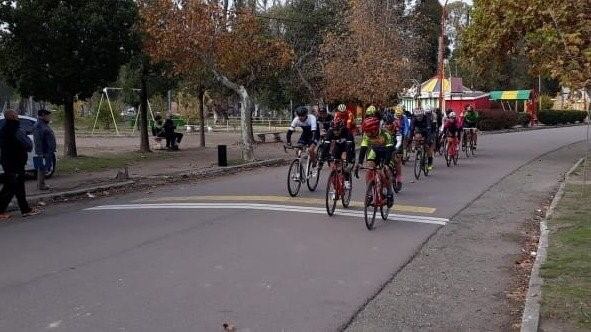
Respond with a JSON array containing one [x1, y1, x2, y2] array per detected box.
[[413, 113, 435, 144], [286, 114, 318, 146], [358, 131, 394, 165], [463, 111, 479, 128], [316, 113, 334, 133], [443, 118, 462, 137], [325, 127, 355, 162]]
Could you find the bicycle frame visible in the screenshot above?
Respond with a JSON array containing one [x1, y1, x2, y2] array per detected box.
[[361, 165, 386, 207]]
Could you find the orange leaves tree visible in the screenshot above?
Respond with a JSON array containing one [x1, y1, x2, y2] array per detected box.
[[140, 0, 292, 160], [321, 0, 413, 106]]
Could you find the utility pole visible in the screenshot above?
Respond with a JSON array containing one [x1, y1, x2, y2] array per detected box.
[[437, 0, 449, 111]]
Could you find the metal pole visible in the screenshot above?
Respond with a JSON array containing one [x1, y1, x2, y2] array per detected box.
[[104, 89, 120, 136], [92, 93, 104, 135]]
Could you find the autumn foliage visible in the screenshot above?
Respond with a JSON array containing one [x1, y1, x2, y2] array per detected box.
[[321, 0, 413, 105]]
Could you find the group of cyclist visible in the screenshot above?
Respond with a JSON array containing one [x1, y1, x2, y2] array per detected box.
[[285, 103, 480, 208]]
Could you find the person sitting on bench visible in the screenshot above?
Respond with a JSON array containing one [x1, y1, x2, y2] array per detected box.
[[163, 113, 183, 150], [152, 113, 167, 146]]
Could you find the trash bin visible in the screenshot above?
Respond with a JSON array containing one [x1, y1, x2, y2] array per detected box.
[[218, 145, 228, 167]]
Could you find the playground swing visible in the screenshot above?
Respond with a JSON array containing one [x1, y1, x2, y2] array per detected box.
[[91, 87, 156, 136]]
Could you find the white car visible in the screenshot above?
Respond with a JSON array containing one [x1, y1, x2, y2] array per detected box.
[[0, 115, 56, 178]]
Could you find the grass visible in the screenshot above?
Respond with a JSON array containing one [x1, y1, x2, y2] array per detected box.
[[541, 165, 591, 329], [56, 151, 174, 175]]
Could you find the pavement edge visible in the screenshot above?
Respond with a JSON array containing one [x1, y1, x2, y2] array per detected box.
[[520, 157, 585, 332]]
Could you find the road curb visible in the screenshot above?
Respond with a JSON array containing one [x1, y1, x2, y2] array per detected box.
[[8, 158, 287, 212], [481, 123, 586, 136], [520, 156, 585, 332]]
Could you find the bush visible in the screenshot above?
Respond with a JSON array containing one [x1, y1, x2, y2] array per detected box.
[[539, 94, 554, 111], [517, 112, 532, 127], [538, 110, 588, 126], [477, 109, 519, 131]]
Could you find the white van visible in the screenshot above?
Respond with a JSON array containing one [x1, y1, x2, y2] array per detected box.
[[0, 115, 56, 178]]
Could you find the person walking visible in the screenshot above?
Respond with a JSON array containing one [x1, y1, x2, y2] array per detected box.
[[33, 109, 56, 190], [0, 110, 39, 219]]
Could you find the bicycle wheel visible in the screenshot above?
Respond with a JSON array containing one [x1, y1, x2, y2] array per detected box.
[[414, 149, 423, 180], [364, 181, 378, 230], [306, 159, 320, 191], [464, 133, 471, 158], [470, 135, 477, 156], [453, 143, 459, 165], [287, 159, 302, 197], [341, 172, 353, 208], [325, 171, 338, 216]]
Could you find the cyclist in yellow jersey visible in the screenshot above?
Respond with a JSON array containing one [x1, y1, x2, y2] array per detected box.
[[355, 116, 394, 207]]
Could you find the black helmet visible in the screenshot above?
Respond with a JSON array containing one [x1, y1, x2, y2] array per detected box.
[[295, 106, 308, 117], [382, 110, 395, 124]]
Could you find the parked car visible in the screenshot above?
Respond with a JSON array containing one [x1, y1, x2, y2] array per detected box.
[[0, 115, 56, 178], [120, 107, 137, 118]]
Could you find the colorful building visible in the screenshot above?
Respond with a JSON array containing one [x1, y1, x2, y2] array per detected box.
[[400, 77, 490, 114]]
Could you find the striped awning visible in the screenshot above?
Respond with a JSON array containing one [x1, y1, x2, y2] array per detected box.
[[489, 90, 531, 101]]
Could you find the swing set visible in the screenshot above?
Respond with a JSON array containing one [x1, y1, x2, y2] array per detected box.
[[91, 87, 156, 135]]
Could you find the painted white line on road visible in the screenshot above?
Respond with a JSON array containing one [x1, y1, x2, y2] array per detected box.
[[85, 203, 448, 226]]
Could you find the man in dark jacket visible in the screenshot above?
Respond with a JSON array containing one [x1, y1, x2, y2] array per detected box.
[[34, 109, 56, 190], [163, 113, 183, 150], [0, 110, 39, 219]]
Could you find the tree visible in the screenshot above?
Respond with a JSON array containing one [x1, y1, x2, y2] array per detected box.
[[460, 0, 591, 92], [0, 0, 138, 157], [141, 0, 292, 160], [411, 0, 445, 80], [321, 0, 413, 105]]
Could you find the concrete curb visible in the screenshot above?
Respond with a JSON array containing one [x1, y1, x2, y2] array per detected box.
[[520, 156, 585, 332], [481, 123, 586, 136], [8, 158, 287, 212]]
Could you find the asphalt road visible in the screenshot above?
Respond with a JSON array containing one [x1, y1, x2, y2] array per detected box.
[[0, 126, 587, 331]]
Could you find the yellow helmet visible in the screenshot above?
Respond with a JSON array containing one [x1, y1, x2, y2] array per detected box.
[[365, 105, 377, 117], [394, 105, 404, 117]]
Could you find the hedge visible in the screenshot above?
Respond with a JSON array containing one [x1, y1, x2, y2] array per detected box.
[[476, 109, 518, 131], [538, 110, 588, 126], [517, 112, 532, 127]]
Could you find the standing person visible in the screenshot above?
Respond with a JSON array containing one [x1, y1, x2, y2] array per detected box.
[[33, 109, 56, 190], [0, 110, 39, 219]]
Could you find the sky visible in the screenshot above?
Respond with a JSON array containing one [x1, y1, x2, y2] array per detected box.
[[440, 0, 473, 4]]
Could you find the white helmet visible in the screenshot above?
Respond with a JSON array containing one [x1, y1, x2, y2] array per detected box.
[[449, 112, 456, 119], [424, 107, 433, 114], [337, 104, 346, 112], [414, 109, 424, 116]]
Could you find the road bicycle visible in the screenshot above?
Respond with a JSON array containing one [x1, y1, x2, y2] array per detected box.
[[325, 158, 353, 216], [360, 163, 392, 230], [284, 144, 321, 197], [413, 135, 430, 180], [445, 134, 460, 167], [462, 128, 477, 158], [387, 153, 403, 193]]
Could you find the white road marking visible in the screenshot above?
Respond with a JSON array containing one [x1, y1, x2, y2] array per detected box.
[[47, 320, 62, 329], [85, 203, 448, 225]]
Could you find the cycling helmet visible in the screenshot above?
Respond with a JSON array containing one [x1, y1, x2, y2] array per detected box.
[[424, 107, 433, 114], [295, 106, 308, 117], [449, 111, 457, 119], [318, 107, 327, 115], [333, 117, 346, 130], [362, 117, 381, 136], [394, 105, 404, 117], [382, 111, 395, 124], [414, 108, 424, 116], [337, 104, 346, 112], [365, 105, 378, 117]]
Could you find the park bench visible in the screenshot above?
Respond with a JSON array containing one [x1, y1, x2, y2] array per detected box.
[[256, 132, 283, 143]]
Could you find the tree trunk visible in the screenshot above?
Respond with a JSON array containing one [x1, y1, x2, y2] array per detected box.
[[63, 94, 77, 157], [212, 70, 255, 160], [139, 68, 151, 153], [197, 87, 206, 147]]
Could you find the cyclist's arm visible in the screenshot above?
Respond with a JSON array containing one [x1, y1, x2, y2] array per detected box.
[[358, 135, 370, 165], [286, 118, 298, 144]]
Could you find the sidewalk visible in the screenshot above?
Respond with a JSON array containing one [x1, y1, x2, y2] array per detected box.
[[26, 139, 287, 199]]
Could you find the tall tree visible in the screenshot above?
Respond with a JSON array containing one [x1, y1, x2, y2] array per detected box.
[[0, 0, 138, 157], [411, 0, 444, 80], [321, 0, 413, 105], [141, 0, 292, 160], [460, 0, 591, 93]]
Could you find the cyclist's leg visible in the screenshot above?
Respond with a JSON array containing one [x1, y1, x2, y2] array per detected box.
[[427, 134, 435, 167], [473, 128, 478, 147]]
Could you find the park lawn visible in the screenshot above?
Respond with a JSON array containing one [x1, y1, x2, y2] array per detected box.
[[56, 151, 174, 175], [541, 166, 591, 330]]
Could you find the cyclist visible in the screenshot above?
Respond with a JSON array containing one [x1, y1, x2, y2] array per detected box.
[[443, 111, 462, 154], [413, 108, 436, 171], [463, 105, 480, 149], [286, 106, 319, 166], [403, 107, 414, 155], [365, 105, 380, 119], [333, 103, 356, 162], [316, 107, 334, 136], [382, 110, 404, 189], [355, 117, 394, 207], [326, 117, 355, 189]]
